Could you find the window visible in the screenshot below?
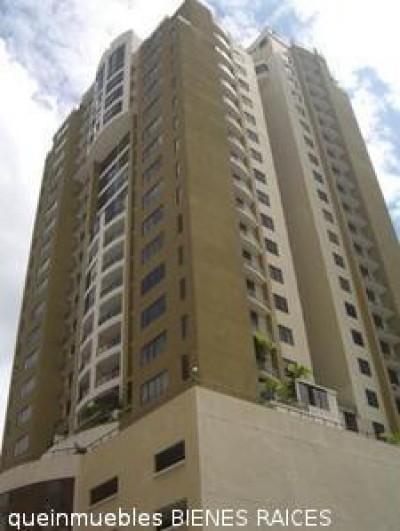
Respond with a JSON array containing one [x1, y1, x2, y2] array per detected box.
[[142, 181, 164, 210], [245, 279, 255, 297], [358, 358, 371, 376], [373, 314, 384, 329], [181, 315, 189, 339], [179, 278, 186, 300], [142, 205, 164, 236], [250, 149, 263, 162], [308, 153, 319, 166], [104, 85, 123, 109], [242, 95, 253, 108], [244, 112, 256, 125], [269, 265, 284, 283], [254, 169, 266, 183], [366, 289, 376, 303], [298, 383, 329, 410], [278, 325, 294, 345], [21, 377, 36, 398], [345, 302, 357, 318], [260, 214, 274, 230], [322, 209, 334, 223], [372, 422, 385, 439], [366, 389, 379, 408], [178, 245, 184, 265], [339, 276, 351, 293], [141, 264, 165, 295], [141, 371, 169, 404], [141, 295, 166, 329], [343, 411, 358, 432], [141, 233, 164, 263], [250, 310, 259, 329], [24, 351, 38, 370], [239, 78, 250, 91], [273, 294, 288, 313], [313, 170, 324, 183], [142, 134, 163, 162], [142, 114, 162, 141], [181, 355, 190, 381], [157, 499, 188, 530], [257, 190, 270, 206], [351, 329, 364, 347], [317, 189, 329, 203], [255, 63, 269, 74], [327, 230, 339, 245], [304, 136, 314, 148], [388, 369, 399, 385], [354, 243, 363, 256], [333, 252, 345, 268], [380, 340, 390, 355], [265, 238, 279, 255], [103, 101, 122, 125], [141, 331, 167, 365], [17, 405, 32, 425], [300, 119, 311, 132], [247, 129, 259, 143], [154, 440, 185, 473], [108, 44, 125, 78], [348, 222, 356, 233], [90, 477, 118, 506], [143, 156, 162, 184], [177, 214, 183, 233], [13, 435, 29, 457]]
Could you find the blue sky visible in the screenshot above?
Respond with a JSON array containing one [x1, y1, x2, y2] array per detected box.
[[0, 0, 399, 440]]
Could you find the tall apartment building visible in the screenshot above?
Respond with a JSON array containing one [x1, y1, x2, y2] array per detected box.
[[250, 33, 400, 436], [1, 0, 400, 525]]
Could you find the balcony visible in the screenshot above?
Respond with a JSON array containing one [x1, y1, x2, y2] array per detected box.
[[248, 293, 270, 314], [240, 229, 262, 254], [219, 63, 235, 83], [100, 268, 123, 299], [233, 174, 253, 201], [230, 153, 249, 181], [236, 202, 257, 227], [225, 113, 243, 135], [221, 78, 237, 99], [102, 242, 124, 273], [95, 352, 120, 388], [98, 294, 122, 327], [243, 258, 266, 282]]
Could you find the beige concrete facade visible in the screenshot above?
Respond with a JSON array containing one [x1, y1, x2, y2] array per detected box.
[[250, 32, 400, 436], [1, 388, 400, 530]]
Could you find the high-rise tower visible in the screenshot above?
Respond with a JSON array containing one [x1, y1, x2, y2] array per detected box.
[[250, 32, 400, 436], [1, 2, 400, 528]]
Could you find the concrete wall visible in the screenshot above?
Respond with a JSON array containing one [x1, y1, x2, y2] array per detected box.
[[197, 387, 400, 531]]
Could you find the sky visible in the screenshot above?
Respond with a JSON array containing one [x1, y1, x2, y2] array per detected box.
[[0, 0, 400, 441]]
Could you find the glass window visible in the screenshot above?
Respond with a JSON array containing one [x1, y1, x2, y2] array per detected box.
[[141, 295, 166, 329], [141, 371, 169, 404], [141, 331, 167, 365], [351, 329, 364, 347], [278, 325, 294, 345], [141, 264, 165, 295], [366, 389, 379, 408], [273, 294, 289, 313]]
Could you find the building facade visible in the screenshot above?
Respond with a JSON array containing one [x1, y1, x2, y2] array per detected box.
[[1, 0, 400, 522], [250, 32, 400, 436]]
